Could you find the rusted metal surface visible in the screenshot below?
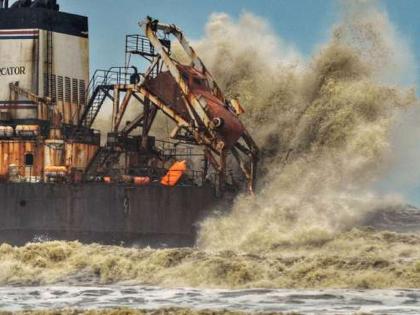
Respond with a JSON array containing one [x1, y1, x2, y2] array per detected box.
[[0, 5, 235, 247], [144, 72, 189, 121], [144, 68, 244, 148], [0, 183, 217, 247], [113, 89, 133, 131], [15, 125, 40, 137], [137, 17, 259, 192], [0, 139, 99, 181], [66, 17, 259, 193], [0, 14, 258, 194], [9, 82, 50, 120], [9, 82, 51, 105], [0, 140, 44, 179], [65, 142, 99, 171], [44, 139, 65, 167]]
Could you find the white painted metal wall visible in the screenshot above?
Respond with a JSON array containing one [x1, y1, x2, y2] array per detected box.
[[0, 27, 89, 124]]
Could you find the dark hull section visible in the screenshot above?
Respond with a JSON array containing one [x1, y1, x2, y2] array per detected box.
[[0, 183, 216, 247]]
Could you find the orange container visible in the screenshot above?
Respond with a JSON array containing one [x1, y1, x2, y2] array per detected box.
[[44, 166, 67, 174], [134, 176, 151, 186], [161, 160, 187, 186]]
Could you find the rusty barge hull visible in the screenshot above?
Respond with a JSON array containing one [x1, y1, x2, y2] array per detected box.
[[0, 3, 258, 249], [0, 183, 216, 247]]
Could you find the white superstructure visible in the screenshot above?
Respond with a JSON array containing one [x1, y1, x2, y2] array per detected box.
[[0, 2, 89, 124]]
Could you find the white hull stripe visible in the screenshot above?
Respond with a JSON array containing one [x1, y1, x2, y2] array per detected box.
[[0, 30, 39, 40]]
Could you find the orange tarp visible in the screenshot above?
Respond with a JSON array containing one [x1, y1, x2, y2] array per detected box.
[[161, 160, 187, 186]]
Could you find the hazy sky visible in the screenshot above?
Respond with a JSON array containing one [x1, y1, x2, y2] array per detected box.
[[58, 0, 419, 83], [56, 0, 420, 204]]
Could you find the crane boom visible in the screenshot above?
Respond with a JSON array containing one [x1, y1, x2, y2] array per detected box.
[[137, 17, 259, 193]]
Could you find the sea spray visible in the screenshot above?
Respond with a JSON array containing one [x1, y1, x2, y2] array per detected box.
[[196, 4, 417, 252]]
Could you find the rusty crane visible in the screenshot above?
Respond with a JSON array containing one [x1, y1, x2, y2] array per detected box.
[[77, 17, 259, 193]]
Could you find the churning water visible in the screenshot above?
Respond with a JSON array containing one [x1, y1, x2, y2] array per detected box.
[[1, 2, 420, 315], [2, 286, 420, 314]]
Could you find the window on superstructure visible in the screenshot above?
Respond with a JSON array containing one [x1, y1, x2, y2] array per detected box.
[[65, 77, 71, 103]]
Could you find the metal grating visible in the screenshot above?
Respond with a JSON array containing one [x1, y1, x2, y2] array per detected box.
[[65, 77, 71, 103], [57, 76, 64, 101], [79, 80, 86, 105], [72, 78, 78, 104], [51, 74, 56, 103]]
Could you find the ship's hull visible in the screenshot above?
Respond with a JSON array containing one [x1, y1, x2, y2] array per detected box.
[[0, 183, 216, 247]]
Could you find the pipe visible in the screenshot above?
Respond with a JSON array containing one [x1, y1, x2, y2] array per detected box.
[[4, 0, 8, 9]]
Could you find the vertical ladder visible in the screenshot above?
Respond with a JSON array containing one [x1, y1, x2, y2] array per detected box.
[[45, 30, 53, 99]]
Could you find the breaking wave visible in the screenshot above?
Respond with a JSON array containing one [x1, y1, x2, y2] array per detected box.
[[1, 1, 420, 290], [2, 228, 420, 289], [196, 3, 418, 252]]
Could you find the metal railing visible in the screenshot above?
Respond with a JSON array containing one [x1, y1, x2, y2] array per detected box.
[[86, 67, 137, 95], [78, 67, 139, 128], [126, 34, 157, 57], [126, 34, 171, 57], [155, 139, 197, 159]]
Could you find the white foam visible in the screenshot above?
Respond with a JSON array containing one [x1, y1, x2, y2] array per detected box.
[[1, 286, 420, 314]]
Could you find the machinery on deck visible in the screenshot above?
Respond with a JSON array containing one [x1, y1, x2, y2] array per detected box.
[[76, 17, 259, 194], [0, 1, 258, 246]]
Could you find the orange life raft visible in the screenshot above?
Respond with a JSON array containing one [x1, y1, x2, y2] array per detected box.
[[161, 160, 187, 186]]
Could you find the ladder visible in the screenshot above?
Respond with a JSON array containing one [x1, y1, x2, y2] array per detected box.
[[45, 30, 53, 99], [84, 147, 122, 177], [78, 67, 135, 128], [79, 85, 110, 128]]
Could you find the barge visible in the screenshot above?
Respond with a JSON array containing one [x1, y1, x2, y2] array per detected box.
[[0, 0, 258, 247]]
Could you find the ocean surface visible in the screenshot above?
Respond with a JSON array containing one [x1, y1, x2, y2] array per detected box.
[[1, 286, 420, 314]]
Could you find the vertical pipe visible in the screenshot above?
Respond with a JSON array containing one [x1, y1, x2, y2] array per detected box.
[[4, 0, 8, 9], [142, 98, 150, 150], [112, 87, 120, 132]]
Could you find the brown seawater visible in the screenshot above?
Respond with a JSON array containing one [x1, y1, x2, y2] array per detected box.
[[1, 1, 420, 314], [2, 226, 420, 289]]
